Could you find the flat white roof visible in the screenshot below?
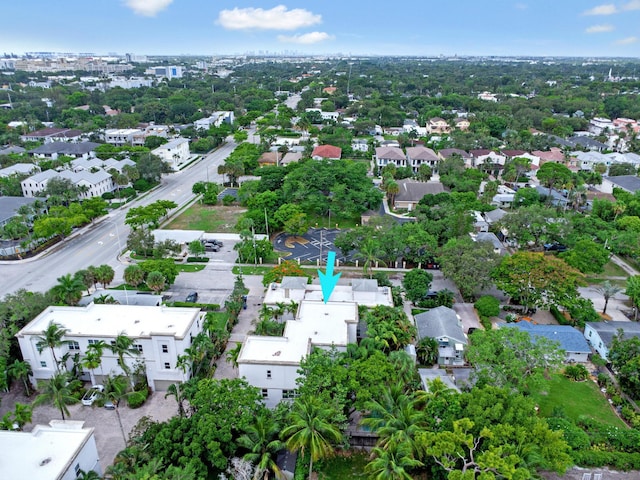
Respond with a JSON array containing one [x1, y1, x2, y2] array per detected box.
[[264, 282, 392, 307], [238, 300, 358, 364], [0, 421, 94, 480], [18, 304, 201, 339]]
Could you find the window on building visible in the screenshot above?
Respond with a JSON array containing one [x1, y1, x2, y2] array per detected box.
[[282, 389, 299, 399], [164, 362, 171, 369], [266, 370, 272, 379], [74, 463, 81, 476], [68, 341, 80, 351], [261, 389, 268, 398], [589, 331, 592, 337], [162, 344, 168, 353], [134, 344, 143, 353], [88, 339, 99, 345], [40, 361, 46, 368]]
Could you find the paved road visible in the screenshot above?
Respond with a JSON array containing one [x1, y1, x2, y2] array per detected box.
[[0, 141, 238, 296]]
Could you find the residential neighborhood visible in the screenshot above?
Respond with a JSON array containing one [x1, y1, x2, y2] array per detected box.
[[2, 37, 640, 480]]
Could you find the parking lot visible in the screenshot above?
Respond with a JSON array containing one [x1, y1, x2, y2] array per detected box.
[[274, 228, 351, 264]]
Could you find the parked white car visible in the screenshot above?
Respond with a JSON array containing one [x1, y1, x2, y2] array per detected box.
[[81, 385, 105, 406]]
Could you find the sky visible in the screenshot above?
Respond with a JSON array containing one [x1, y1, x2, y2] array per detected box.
[[2, 1, 640, 57]]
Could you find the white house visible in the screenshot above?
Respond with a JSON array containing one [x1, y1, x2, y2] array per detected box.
[[21, 169, 114, 199], [152, 138, 190, 169], [0, 420, 101, 480], [238, 300, 359, 408], [406, 146, 440, 173], [104, 129, 143, 146], [16, 304, 205, 391], [584, 321, 640, 361], [375, 146, 406, 168], [194, 111, 234, 130]]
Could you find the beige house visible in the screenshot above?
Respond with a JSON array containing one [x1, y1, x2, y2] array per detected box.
[[393, 179, 445, 210]]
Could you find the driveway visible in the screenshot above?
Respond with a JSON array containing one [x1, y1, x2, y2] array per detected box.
[[0, 387, 178, 472]]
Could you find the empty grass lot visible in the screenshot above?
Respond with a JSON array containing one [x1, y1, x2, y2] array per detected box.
[[531, 374, 628, 428], [165, 204, 245, 232], [316, 451, 369, 479]]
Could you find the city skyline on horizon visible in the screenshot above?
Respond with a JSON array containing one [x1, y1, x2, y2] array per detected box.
[[2, 1, 640, 58]]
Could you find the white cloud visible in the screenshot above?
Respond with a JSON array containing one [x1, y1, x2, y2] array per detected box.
[[124, 0, 173, 17], [217, 5, 321, 31], [586, 24, 615, 33], [583, 4, 618, 15], [622, 0, 640, 10], [615, 36, 639, 44], [277, 31, 334, 44]]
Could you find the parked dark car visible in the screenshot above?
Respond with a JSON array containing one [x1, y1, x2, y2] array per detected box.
[[544, 242, 568, 252], [185, 292, 198, 303]]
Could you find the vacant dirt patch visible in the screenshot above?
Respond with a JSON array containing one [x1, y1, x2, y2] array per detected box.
[[165, 204, 246, 233]]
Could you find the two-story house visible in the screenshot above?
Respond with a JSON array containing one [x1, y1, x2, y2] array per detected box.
[[414, 306, 467, 366], [17, 304, 205, 391]]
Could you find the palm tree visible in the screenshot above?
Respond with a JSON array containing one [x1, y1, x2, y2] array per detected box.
[[7, 359, 33, 396], [82, 345, 104, 386], [364, 444, 423, 480], [415, 337, 439, 366], [33, 372, 80, 420], [361, 384, 426, 456], [11, 402, 33, 430], [165, 383, 187, 417], [226, 342, 243, 371], [281, 396, 344, 480], [385, 180, 400, 208], [145, 270, 166, 294], [95, 264, 115, 288], [107, 333, 140, 388], [596, 281, 623, 315], [104, 375, 130, 445], [75, 469, 101, 480], [353, 238, 386, 278], [124, 264, 145, 288], [51, 273, 85, 305], [35, 321, 70, 373], [238, 411, 286, 480]]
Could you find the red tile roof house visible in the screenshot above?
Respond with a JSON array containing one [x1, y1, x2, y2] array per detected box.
[[311, 144, 342, 160]]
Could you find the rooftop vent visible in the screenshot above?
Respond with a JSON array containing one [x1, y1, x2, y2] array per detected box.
[[39, 458, 52, 467], [273, 351, 281, 356], [134, 320, 140, 324]]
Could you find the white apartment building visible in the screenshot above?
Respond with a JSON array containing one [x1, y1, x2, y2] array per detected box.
[[194, 111, 235, 130], [238, 300, 359, 408], [17, 304, 205, 391], [0, 420, 101, 480], [21, 169, 113, 199], [239, 278, 392, 408], [152, 138, 190, 169], [104, 128, 143, 146]]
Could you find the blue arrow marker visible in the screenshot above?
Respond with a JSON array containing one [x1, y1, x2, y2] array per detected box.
[[318, 251, 341, 304]]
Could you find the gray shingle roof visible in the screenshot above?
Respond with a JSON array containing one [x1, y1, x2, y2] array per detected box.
[[0, 197, 37, 224], [351, 279, 379, 292], [29, 141, 100, 156], [375, 146, 405, 161], [406, 146, 439, 162], [414, 306, 466, 344], [484, 208, 508, 224], [395, 179, 445, 202], [502, 322, 590, 353], [586, 321, 640, 347], [606, 175, 640, 193], [280, 276, 308, 290]]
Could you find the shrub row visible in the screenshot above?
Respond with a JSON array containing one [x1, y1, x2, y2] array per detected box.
[[171, 301, 220, 311], [186, 257, 209, 263]]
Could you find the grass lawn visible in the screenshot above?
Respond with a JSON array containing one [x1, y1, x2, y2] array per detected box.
[[315, 451, 369, 479], [176, 264, 206, 272], [205, 311, 229, 331], [164, 203, 245, 233], [531, 374, 627, 428]]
